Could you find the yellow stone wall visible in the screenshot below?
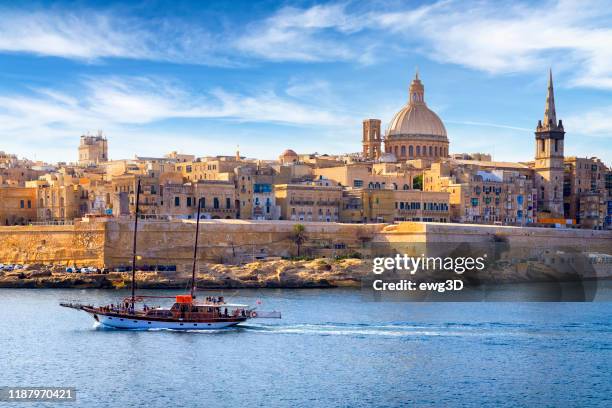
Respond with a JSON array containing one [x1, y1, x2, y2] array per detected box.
[[1, 219, 610, 270]]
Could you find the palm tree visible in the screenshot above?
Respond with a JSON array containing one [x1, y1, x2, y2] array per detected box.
[[291, 223, 307, 257]]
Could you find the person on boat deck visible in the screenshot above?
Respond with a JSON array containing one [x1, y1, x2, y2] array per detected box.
[[224, 308, 228, 317]]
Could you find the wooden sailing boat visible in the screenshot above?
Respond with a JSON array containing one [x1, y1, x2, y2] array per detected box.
[[61, 178, 281, 330]]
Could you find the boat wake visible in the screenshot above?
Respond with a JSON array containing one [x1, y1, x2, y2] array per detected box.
[[240, 322, 465, 338], [93, 321, 583, 339], [238, 321, 573, 339]]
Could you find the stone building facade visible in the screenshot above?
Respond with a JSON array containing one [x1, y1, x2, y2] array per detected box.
[[78, 133, 108, 167], [275, 183, 342, 222], [0, 186, 37, 225]]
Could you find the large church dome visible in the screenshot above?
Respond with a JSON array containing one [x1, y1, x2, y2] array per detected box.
[[384, 72, 449, 160], [387, 101, 447, 138]]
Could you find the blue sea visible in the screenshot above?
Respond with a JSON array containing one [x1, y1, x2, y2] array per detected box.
[[0, 288, 610, 408]]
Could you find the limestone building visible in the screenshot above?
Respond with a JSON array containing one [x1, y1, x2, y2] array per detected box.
[[275, 183, 342, 222], [314, 162, 419, 191], [340, 189, 449, 223], [162, 180, 237, 219], [235, 165, 280, 220], [563, 156, 610, 228], [424, 161, 536, 225], [78, 133, 108, 166], [28, 175, 89, 221], [0, 186, 37, 225]]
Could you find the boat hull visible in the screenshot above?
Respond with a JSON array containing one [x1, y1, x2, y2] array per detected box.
[[89, 311, 246, 330]]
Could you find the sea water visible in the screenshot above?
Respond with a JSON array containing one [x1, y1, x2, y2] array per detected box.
[[0, 288, 610, 407]]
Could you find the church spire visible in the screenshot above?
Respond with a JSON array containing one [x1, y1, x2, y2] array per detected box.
[[543, 68, 558, 129]]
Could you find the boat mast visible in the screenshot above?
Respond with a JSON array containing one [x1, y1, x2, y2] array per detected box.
[[131, 178, 141, 307], [191, 197, 203, 299]]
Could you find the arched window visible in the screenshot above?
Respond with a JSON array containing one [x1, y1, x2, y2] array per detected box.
[[394, 146, 399, 156], [374, 182, 381, 189], [435, 146, 438, 156], [423, 146, 427, 156], [429, 146, 433, 156], [213, 197, 220, 209], [416, 146, 421, 156], [401, 146, 406, 157], [403, 184, 409, 190], [409, 145, 414, 157]]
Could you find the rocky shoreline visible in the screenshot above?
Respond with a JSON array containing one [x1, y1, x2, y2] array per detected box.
[[1, 255, 608, 289], [0, 258, 370, 289]]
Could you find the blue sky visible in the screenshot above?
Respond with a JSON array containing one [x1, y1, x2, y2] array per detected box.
[[0, 0, 611, 164]]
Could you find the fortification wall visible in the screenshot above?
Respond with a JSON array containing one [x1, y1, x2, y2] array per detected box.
[[1, 220, 610, 270], [104, 219, 383, 270], [0, 221, 105, 266], [375, 222, 612, 251]]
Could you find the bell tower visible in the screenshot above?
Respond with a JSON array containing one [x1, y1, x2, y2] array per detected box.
[[534, 69, 565, 218], [362, 119, 382, 160]]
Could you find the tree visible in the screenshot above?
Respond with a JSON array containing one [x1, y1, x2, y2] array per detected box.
[[291, 223, 307, 257], [413, 174, 423, 190]]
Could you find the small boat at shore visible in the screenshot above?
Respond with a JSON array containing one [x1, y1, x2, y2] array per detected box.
[[61, 179, 281, 330]]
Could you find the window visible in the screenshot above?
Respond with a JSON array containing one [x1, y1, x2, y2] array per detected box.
[[254, 184, 272, 193], [20, 200, 24, 208], [401, 146, 406, 157], [213, 198, 220, 209], [416, 146, 421, 156], [471, 198, 479, 207], [226, 197, 231, 209], [187, 197, 192, 207], [353, 179, 363, 188], [409, 146, 414, 157], [174, 197, 180, 207]]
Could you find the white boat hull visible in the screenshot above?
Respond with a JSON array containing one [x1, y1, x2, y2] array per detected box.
[[90, 312, 244, 330]]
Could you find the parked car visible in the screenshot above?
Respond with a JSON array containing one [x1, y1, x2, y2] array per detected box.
[[3, 265, 14, 271], [65, 266, 76, 273]]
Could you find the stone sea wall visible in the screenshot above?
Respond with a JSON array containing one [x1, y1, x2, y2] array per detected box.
[[0, 219, 611, 269], [0, 222, 105, 266], [0, 219, 383, 269]]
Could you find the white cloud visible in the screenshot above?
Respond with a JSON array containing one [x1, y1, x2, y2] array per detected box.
[[3, 1, 612, 90], [234, 0, 612, 90], [234, 4, 359, 62], [0, 75, 359, 162], [565, 106, 612, 136], [0, 7, 233, 66]]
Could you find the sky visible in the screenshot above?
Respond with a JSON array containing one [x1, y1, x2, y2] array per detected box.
[[0, 0, 611, 164]]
